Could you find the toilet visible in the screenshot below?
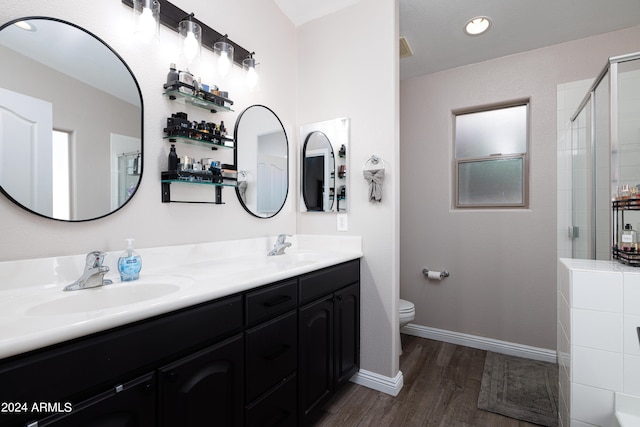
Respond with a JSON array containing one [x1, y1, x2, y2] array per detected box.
[[399, 299, 415, 328], [398, 299, 415, 355]]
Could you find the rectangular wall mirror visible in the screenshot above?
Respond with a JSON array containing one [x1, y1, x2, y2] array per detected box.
[[299, 118, 349, 213]]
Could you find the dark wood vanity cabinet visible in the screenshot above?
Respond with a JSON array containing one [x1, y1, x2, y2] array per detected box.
[[298, 261, 361, 425], [0, 259, 360, 427]]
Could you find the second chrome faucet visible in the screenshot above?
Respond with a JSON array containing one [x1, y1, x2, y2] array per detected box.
[[267, 234, 292, 256]]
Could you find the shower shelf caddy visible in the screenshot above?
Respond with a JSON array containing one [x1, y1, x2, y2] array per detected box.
[[612, 197, 640, 266]]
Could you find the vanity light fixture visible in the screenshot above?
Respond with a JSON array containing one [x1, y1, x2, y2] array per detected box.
[[132, 0, 160, 42], [213, 35, 234, 77], [122, 0, 256, 74], [243, 52, 259, 89], [464, 16, 492, 36], [179, 13, 201, 62]]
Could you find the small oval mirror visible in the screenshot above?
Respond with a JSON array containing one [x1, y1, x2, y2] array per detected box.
[[234, 105, 288, 218], [0, 17, 143, 221], [302, 131, 335, 212]]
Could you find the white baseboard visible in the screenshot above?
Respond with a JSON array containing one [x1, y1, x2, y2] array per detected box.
[[401, 323, 557, 364], [350, 369, 404, 397]]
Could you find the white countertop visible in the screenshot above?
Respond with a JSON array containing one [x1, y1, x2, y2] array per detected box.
[[559, 257, 640, 274], [0, 235, 363, 360]]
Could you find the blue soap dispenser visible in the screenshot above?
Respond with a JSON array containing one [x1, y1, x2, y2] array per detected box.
[[118, 238, 142, 281]]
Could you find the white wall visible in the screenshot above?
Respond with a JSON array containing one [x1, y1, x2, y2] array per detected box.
[[0, 0, 297, 260], [400, 25, 640, 351], [296, 0, 401, 379]]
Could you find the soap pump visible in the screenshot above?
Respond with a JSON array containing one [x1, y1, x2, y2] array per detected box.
[[118, 238, 142, 281]]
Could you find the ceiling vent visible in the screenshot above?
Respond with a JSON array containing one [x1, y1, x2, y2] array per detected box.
[[399, 36, 413, 58]]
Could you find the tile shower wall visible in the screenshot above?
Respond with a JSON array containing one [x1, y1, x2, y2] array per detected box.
[[558, 259, 640, 427]]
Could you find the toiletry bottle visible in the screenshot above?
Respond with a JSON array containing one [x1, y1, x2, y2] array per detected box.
[[621, 224, 637, 251], [166, 63, 179, 85], [118, 238, 142, 281], [168, 144, 178, 171]]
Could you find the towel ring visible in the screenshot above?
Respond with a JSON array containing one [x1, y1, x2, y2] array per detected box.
[[363, 155, 387, 171]]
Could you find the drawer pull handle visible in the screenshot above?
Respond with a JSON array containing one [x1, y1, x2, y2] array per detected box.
[[264, 295, 292, 307], [264, 344, 290, 361]]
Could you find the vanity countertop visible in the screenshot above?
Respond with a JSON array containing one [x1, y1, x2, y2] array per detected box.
[[0, 235, 362, 360]]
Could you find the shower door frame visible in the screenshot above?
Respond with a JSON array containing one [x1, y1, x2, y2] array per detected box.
[[569, 52, 640, 260]]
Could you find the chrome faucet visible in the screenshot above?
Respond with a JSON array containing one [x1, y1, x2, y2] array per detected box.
[[64, 251, 113, 291], [267, 234, 292, 256]]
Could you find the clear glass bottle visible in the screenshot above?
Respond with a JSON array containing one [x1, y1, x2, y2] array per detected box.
[[621, 223, 637, 251]]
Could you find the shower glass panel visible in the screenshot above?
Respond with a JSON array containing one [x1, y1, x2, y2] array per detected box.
[[571, 105, 592, 259], [569, 52, 640, 260]]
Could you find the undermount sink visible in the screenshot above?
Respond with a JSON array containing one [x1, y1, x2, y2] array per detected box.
[[25, 281, 183, 316]]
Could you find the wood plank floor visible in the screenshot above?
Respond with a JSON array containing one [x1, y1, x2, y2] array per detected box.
[[312, 335, 542, 427]]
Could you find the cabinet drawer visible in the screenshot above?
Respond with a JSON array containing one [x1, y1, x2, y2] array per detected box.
[[246, 310, 297, 402], [246, 373, 297, 427], [246, 279, 297, 326], [299, 260, 359, 305]]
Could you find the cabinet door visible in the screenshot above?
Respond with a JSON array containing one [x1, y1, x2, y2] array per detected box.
[[158, 334, 244, 427], [334, 283, 360, 389], [298, 296, 334, 423], [35, 373, 155, 427]]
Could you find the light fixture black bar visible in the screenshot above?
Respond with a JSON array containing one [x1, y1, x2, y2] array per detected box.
[[122, 0, 252, 66]]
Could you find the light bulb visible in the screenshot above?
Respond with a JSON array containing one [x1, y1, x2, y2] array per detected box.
[[245, 66, 258, 89], [218, 51, 231, 77], [183, 31, 199, 61], [136, 7, 156, 41]]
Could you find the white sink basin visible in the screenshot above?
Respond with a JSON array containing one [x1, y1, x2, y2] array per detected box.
[[15, 279, 188, 316]]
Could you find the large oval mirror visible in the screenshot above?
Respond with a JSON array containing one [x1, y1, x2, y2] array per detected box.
[[0, 17, 143, 221], [302, 131, 335, 212], [234, 105, 288, 218]]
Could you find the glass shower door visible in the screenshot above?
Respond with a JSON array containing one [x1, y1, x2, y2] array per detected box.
[[571, 104, 593, 259]]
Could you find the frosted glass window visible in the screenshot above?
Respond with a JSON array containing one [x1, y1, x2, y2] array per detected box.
[[457, 157, 524, 206], [454, 102, 528, 208], [455, 105, 527, 158]]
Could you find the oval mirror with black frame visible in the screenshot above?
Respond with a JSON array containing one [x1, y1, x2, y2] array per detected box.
[[234, 105, 288, 218], [302, 131, 335, 212], [0, 17, 143, 221], [299, 118, 349, 213]]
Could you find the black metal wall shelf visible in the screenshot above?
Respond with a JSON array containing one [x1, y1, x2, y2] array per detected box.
[[612, 197, 640, 266], [163, 89, 234, 114], [161, 179, 237, 205], [163, 136, 234, 150]]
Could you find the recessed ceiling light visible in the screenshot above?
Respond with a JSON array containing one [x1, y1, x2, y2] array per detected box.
[[464, 16, 491, 36]]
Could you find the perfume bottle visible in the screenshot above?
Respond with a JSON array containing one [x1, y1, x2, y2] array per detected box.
[[621, 224, 637, 251]]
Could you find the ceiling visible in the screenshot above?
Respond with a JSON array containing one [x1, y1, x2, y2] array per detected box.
[[274, 0, 640, 80]]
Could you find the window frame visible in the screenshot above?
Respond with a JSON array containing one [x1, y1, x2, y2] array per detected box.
[[453, 100, 530, 209]]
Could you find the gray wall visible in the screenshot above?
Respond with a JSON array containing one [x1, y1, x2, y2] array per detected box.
[[400, 24, 640, 351]]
